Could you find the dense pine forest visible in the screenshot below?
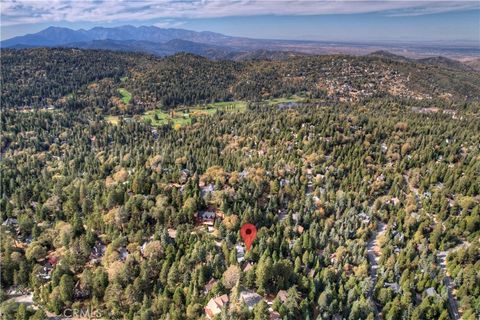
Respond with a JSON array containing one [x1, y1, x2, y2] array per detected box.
[[2, 48, 480, 111], [0, 48, 479, 320]]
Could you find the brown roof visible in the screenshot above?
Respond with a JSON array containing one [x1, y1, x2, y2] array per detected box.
[[205, 294, 229, 319], [214, 294, 229, 305], [243, 262, 253, 272], [204, 278, 217, 292]]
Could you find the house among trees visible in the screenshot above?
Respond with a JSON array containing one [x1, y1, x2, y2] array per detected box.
[[242, 262, 253, 272], [195, 211, 216, 226], [2, 218, 19, 233], [2, 217, 18, 227], [239, 290, 262, 310], [90, 241, 106, 263], [118, 247, 129, 261], [74, 281, 90, 299], [167, 228, 177, 239], [47, 255, 59, 267], [195, 208, 225, 226], [236, 245, 245, 263], [38, 262, 54, 280], [179, 169, 190, 183], [203, 278, 217, 293], [204, 294, 229, 319], [200, 183, 215, 197]]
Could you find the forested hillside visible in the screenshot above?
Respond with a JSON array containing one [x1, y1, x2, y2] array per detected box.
[[2, 48, 480, 111], [1, 100, 479, 319], [1, 48, 479, 320]]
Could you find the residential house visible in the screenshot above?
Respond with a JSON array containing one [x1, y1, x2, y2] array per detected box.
[[243, 262, 253, 272], [330, 253, 337, 264], [167, 228, 177, 239], [239, 290, 262, 310], [236, 245, 245, 263], [38, 262, 53, 280], [291, 213, 299, 223], [358, 212, 371, 224], [2, 217, 18, 227], [201, 183, 215, 197], [179, 169, 190, 184], [295, 225, 304, 234], [2, 218, 19, 233], [90, 241, 106, 262], [196, 211, 216, 226], [74, 281, 90, 300], [205, 294, 229, 319], [118, 247, 129, 261], [204, 278, 218, 294]]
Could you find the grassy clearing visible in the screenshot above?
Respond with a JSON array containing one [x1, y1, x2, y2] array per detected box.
[[105, 115, 120, 125], [204, 101, 248, 111], [144, 109, 190, 127], [118, 88, 132, 104], [265, 96, 305, 106], [144, 101, 247, 128]]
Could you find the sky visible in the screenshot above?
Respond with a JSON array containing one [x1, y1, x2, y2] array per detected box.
[[1, 1, 479, 43]]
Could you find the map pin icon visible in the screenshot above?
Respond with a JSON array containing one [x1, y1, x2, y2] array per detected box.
[[240, 223, 257, 252]]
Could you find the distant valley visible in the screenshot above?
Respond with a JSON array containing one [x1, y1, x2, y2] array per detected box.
[[2, 25, 479, 62]]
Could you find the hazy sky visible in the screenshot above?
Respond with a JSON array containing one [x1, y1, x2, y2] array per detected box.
[[1, 1, 479, 43]]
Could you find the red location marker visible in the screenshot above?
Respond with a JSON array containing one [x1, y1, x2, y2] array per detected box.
[[240, 223, 257, 252]]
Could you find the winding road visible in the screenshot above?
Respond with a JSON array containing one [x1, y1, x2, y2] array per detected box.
[[437, 242, 471, 320], [367, 221, 387, 320]]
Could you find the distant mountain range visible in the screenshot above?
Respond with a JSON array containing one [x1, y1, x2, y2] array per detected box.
[[1, 25, 232, 47], [2, 25, 479, 62], [1, 25, 311, 60]]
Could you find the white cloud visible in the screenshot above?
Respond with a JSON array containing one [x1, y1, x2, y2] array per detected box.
[[1, 0, 478, 26], [153, 19, 185, 28]]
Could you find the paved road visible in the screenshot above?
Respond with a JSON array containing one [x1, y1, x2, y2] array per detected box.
[[443, 276, 460, 320], [367, 221, 387, 320], [437, 248, 465, 320], [4, 293, 33, 305]]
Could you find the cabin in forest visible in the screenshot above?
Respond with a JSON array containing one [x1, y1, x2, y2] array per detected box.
[[195, 207, 224, 226], [236, 245, 245, 263], [205, 294, 229, 319], [239, 290, 262, 309], [195, 211, 216, 226], [167, 228, 177, 239], [204, 278, 218, 293], [200, 183, 215, 197], [243, 262, 253, 272], [2, 218, 19, 234], [118, 247, 129, 261]]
